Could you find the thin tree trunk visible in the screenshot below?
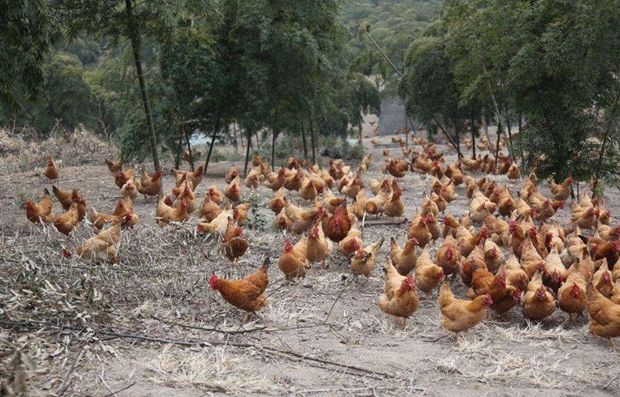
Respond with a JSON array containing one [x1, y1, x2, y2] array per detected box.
[[301, 124, 308, 159], [185, 132, 194, 171], [591, 90, 620, 198], [231, 123, 238, 153], [310, 118, 317, 165], [204, 125, 219, 175], [174, 126, 184, 170], [494, 120, 502, 172], [517, 114, 525, 166], [125, 0, 160, 171], [432, 116, 462, 158], [271, 130, 277, 169], [470, 110, 476, 159], [254, 131, 261, 149], [244, 131, 252, 177], [504, 103, 514, 161], [358, 121, 363, 146]]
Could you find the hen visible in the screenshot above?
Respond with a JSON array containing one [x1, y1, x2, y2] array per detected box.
[[156, 197, 189, 226], [43, 158, 59, 180], [222, 217, 249, 262], [593, 261, 614, 298], [200, 193, 222, 222], [306, 221, 333, 266], [278, 238, 309, 279], [436, 235, 461, 276], [389, 237, 418, 276], [557, 269, 587, 320], [522, 271, 556, 321], [586, 285, 620, 344], [415, 247, 444, 297], [549, 177, 573, 201], [338, 223, 363, 257], [76, 223, 121, 263], [137, 170, 163, 198], [105, 158, 123, 173], [53, 203, 80, 235], [351, 239, 384, 277], [225, 176, 242, 203], [114, 169, 135, 189], [24, 188, 53, 224], [209, 259, 269, 312], [378, 259, 419, 326], [439, 282, 492, 334], [322, 204, 352, 242]]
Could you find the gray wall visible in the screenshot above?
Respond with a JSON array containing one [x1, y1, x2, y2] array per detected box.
[[379, 97, 406, 136]]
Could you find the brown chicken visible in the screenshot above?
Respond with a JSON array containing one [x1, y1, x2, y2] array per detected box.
[[390, 237, 418, 276], [88, 206, 135, 230], [386, 158, 409, 178], [593, 261, 615, 298], [299, 175, 318, 201], [199, 193, 222, 222], [415, 247, 444, 296], [222, 217, 249, 262], [43, 158, 59, 180], [278, 238, 309, 279], [245, 167, 262, 190], [434, 235, 460, 277], [322, 204, 352, 242], [469, 268, 520, 315], [365, 185, 390, 216], [341, 171, 364, 198], [383, 187, 404, 217], [225, 166, 240, 184], [378, 259, 419, 326], [197, 210, 233, 234], [52, 185, 75, 210], [522, 271, 556, 321], [53, 203, 80, 235], [137, 170, 163, 198], [407, 214, 432, 248], [264, 168, 287, 191], [269, 188, 287, 215], [114, 169, 135, 189], [225, 176, 242, 203], [558, 269, 587, 320], [503, 256, 529, 292], [461, 244, 487, 286], [24, 188, 53, 224], [156, 197, 189, 226], [483, 239, 504, 272], [589, 239, 620, 268], [121, 178, 138, 200], [586, 285, 620, 344], [207, 185, 224, 204], [76, 223, 121, 263], [105, 158, 123, 173], [306, 221, 332, 265], [439, 282, 492, 334], [456, 225, 488, 257], [283, 169, 303, 192], [338, 223, 363, 257], [273, 208, 293, 231], [542, 246, 568, 291], [351, 239, 384, 277], [209, 258, 269, 312], [173, 165, 204, 188], [549, 177, 573, 201]]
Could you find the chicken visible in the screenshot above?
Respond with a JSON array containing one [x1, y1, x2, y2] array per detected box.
[[273, 208, 293, 231], [338, 223, 363, 257], [348, 190, 366, 220], [53, 203, 80, 235], [435, 235, 460, 277], [322, 204, 352, 242], [456, 225, 488, 257], [442, 214, 461, 239], [469, 192, 497, 223], [521, 271, 556, 321], [207, 185, 224, 204], [597, 224, 620, 242], [225, 166, 240, 184], [378, 259, 419, 325], [52, 185, 75, 210], [351, 239, 384, 277], [105, 158, 123, 173], [431, 192, 447, 213], [24, 188, 53, 224], [587, 285, 620, 343], [407, 214, 432, 248], [264, 168, 287, 191], [470, 268, 520, 315], [439, 282, 492, 334], [557, 270, 587, 319], [541, 246, 568, 291], [421, 195, 439, 217], [76, 224, 121, 263], [114, 169, 135, 189], [507, 163, 520, 179], [88, 206, 131, 230], [173, 165, 204, 187], [589, 239, 620, 268], [341, 171, 364, 198], [365, 186, 390, 216], [156, 197, 189, 226], [306, 221, 332, 265], [571, 206, 599, 229], [222, 217, 249, 262], [503, 256, 529, 292], [43, 158, 59, 180], [269, 188, 287, 215], [225, 176, 242, 203], [174, 182, 197, 214], [614, 258, 620, 282], [549, 177, 573, 201], [299, 175, 318, 201], [415, 247, 444, 296], [390, 237, 418, 276], [461, 244, 487, 286], [284, 169, 303, 191], [196, 210, 233, 234], [360, 154, 372, 171], [593, 261, 615, 298], [209, 258, 269, 312], [386, 158, 409, 178], [483, 239, 504, 272], [199, 193, 222, 222], [278, 238, 309, 279], [520, 235, 545, 279], [120, 178, 138, 200], [137, 170, 163, 198], [383, 187, 404, 218], [245, 167, 262, 190]]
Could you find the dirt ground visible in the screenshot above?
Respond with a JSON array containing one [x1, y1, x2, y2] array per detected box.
[[1, 132, 619, 396]]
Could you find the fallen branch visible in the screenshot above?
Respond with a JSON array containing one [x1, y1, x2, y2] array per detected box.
[[100, 382, 135, 397], [55, 346, 86, 397], [151, 316, 267, 334]]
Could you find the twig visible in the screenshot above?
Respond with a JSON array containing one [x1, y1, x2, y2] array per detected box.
[[55, 346, 86, 397], [151, 315, 267, 334], [100, 382, 135, 397], [323, 286, 348, 324]]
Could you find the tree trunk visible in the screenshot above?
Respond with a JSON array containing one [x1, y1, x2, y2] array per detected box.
[[125, 0, 160, 171], [310, 118, 317, 165], [271, 129, 277, 169], [254, 131, 261, 149], [432, 116, 462, 157], [244, 130, 252, 177], [204, 125, 219, 175], [358, 121, 363, 146], [493, 120, 502, 173], [504, 103, 514, 161], [185, 131, 194, 171], [591, 90, 620, 198], [517, 114, 525, 166], [174, 126, 184, 170], [301, 124, 308, 159], [231, 123, 238, 153], [470, 110, 476, 159]]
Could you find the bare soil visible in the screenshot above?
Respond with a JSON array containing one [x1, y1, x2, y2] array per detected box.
[[1, 133, 619, 396]]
